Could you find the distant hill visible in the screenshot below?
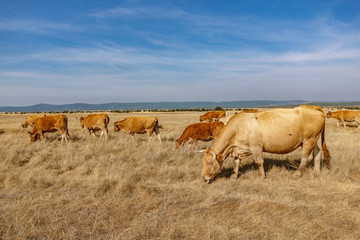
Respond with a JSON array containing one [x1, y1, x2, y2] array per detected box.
[[0, 100, 359, 112]]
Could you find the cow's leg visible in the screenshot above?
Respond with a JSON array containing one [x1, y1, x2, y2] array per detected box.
[[192, 139, 198, 150], [105, 127, 109, 139], [99, 130, 104, 139], [187, 141, 192, 149], [293, 140, 316, 179], [341, 118, 346, 128], [146, 130, 152, 141], [230, 158, 241, 179], [38, 129, 45, 141], [306, 144, 321, 177], [312, 144, 321, 177], [252, 147, 265, 178], [355, 117, 360, 128], [91, 130, 96, 137], [184, 138, 191, 149], [58, 128, 66, 143], [62, 130, 68, 143], [337, 121, 340, 127]]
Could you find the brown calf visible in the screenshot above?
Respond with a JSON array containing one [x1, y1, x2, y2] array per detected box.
[[175, 122, 224, 150], [326, 110, 360, 128]]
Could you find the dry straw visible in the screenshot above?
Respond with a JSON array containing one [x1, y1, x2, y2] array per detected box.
[[0, 111, 360, 239]]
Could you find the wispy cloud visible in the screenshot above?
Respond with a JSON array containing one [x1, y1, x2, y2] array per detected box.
[[87, 6, 187, 19], [0, 18, 81, 33]]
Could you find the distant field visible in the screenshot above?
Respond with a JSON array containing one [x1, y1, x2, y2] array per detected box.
[[1, 110, 360, 239]]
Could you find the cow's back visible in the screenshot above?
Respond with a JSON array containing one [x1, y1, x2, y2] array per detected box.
[[192, 122, 224, 139], [35, 115, 67, 131], [208, 122, 224, 137], [27, 114, 46, 123], [83, 114, 109, 128], [338, 110, 360, 121], [124, 116, 158, 132], [23, 114, 46, 127]]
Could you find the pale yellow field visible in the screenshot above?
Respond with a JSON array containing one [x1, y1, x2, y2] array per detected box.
[[0, 110, 360, 240]]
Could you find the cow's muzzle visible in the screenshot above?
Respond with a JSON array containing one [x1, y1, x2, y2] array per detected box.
[[202, 176, 212, 184]]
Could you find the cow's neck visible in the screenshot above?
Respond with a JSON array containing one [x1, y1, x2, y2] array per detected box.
[[211, 133, 236, 160]]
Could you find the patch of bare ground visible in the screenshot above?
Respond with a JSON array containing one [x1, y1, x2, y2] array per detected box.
[[0, 110, 360, 239]]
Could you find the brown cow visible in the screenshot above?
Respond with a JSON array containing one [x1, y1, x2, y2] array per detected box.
[[326, 110, 360, 128], [22, 114, 46, 128], [175, 122, 224, 150], [29, 115, 69, 143], [201, 105, 331, 183], [78, 114, 110, 139], [199, 110, 226, 122], [114, 116, 161, 141]]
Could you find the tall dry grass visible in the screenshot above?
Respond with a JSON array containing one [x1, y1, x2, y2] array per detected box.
[[0, 110, 360, 239]]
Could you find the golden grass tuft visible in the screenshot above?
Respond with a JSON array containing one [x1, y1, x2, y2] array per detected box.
[[0, 111, 360, 239]]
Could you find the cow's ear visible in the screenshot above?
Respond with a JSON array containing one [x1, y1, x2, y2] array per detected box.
[[217, 154, 224, 161]]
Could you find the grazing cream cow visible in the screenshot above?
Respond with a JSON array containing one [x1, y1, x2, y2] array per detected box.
[[22, 114, 46, 128], [78, 114, 110, 139], [114, 116, 161, 141], [201, 105, 331, 184], [326, 110, 360, 128], [175, 122, 224, 150], [199, 110, 226, 122], [29, 115, 69, 143]]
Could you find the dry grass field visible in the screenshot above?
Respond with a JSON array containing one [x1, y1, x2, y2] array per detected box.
[[1, 110, 360, 240]]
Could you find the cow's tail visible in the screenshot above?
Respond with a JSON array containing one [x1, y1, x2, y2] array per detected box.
[[64, 116, 71, 138], [321, 125, 331, 167], [154, 118, 163, 129]]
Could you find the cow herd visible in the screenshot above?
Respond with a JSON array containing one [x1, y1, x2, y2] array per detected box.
[[23, 114, 161, 143], [21, 106, 360, 183]]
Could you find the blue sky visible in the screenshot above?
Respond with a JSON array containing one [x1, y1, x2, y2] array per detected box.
[[0, 0, 359, 106]]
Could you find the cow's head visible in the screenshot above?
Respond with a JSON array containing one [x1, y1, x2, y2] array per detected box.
[[326, 111, 333, 118], [78, 117, 85, 128], [175, 139, 182, 150], [201, 148, 224, 184], [114, 122, 120, 132], [199, 115, 205, 122]]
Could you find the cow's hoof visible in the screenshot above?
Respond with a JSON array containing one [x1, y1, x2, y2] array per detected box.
[[230, 173, 238, 180], [292, 170, 302, 179]]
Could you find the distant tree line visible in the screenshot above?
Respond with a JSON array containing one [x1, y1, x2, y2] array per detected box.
[[3, 106, 359, 115]]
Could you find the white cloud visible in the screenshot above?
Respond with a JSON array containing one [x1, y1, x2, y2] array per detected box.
[[87, 6, 187, 19], [0, 19, 81, 33]]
